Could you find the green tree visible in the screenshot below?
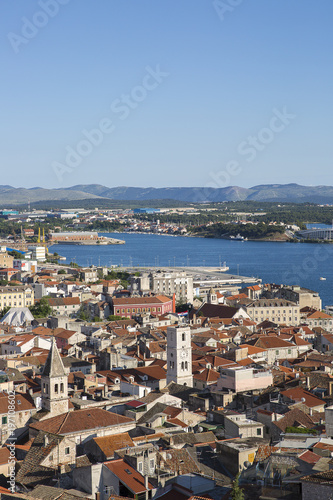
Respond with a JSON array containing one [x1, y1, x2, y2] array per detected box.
[[231, 473, 244, 500], [77, 306, 90, 321], [29, 297, 53, 318]]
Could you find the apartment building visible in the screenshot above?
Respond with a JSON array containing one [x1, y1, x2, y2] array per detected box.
[[0, 249, 14, 269], [245, 299, 300, 326], [0, 286, 34, 309], [131, 271, 193, 303]]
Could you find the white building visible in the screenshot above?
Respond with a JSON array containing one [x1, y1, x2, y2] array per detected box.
[[13, 259, 38, 272], [166, 326, 193, 387], [28, 246, 46, 261], [217, 366, 273, 393]]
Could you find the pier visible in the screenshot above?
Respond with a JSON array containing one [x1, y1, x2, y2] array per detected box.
[[122, 266, 261, 286]]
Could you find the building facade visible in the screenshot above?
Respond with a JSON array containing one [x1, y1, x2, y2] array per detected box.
[[0, 286, 34, 310], [245, 299, 300, 326], [166, 326, 193, 387]]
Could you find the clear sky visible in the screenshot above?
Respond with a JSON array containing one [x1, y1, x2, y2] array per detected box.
[[1, 0, 332, 190]]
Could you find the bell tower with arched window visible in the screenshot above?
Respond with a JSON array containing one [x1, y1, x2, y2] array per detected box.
[[41, 336, 68, 416], [166, 326, 193, 387]]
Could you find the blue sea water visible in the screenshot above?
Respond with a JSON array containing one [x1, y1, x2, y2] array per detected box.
[[49, 233, 333, 306]]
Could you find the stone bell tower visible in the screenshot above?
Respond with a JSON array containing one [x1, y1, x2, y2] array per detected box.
[[41, 337, 68, 416]]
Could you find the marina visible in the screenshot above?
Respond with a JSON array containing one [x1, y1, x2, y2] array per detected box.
[[49, 232, 333, 306]]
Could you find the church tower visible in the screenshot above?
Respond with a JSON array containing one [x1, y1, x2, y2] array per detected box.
[[208, 287, 218, 305], [41, 337, 68, 416], [166, 326, 193, 387]]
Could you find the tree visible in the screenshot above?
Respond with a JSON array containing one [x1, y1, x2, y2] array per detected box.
[[29, 297, 53, 318], [231, 473, 244, 500], [77, 306, 90, 322]]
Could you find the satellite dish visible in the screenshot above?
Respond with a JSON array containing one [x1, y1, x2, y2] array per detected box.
[[244, 461, 251, 468], [198, 427, 204, 433], [166, 453, 172, 460], [301, 398, 306, 402]]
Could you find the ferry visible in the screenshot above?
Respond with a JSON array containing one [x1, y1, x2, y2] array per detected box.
[[230, 234, 248, 241]]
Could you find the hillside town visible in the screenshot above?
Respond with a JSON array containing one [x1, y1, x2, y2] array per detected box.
[[0, 245, 332, 500]]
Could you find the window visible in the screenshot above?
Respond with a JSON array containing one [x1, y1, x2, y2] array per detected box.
[[65, 447, 70, 455], [257, 428, 261, 436], [2, 416, 7, 425], [138, 462, 143, 472], [54, 384, 58, 393], [150, 459, 154, 470], [182, 333, 185, 341], [60, 383, 64, 393]]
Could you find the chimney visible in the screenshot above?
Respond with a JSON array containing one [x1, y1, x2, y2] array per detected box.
[[306, 376, 310, 390]]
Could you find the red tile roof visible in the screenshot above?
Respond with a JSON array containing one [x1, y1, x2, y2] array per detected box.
[[30, 408, 134, 435], [105, 459, 154, 493]]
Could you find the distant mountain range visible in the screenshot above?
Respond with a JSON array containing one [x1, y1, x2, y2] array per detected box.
[[1, 183, 333, 206]]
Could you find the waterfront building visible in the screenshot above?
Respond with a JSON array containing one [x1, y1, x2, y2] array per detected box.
[[49, 231, 100, 242], [28, 245, 46, 261], [131, 270, 194, 303]]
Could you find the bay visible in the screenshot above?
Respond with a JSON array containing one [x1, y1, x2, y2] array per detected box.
[[49, 233, 333, 306]]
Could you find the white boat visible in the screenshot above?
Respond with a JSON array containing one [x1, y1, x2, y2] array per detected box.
[[319, 277, 326, 280], [230, 234, 248, 241]]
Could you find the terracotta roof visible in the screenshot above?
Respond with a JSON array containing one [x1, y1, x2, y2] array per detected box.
[[92, 432, 134, 458], [298, 450, 321, 464], [193, 368, 220, 383], [0, 391, 35, 414], [157, 448, 200, 475], [47, 297, 80, 306], [30, 408, 134, 435], [104, 458, 154, 493], [255, 336, 295, 349], [0, 447, 12, 465], [302, 469, 333, 484], [307, 311, 332, 319], [113, 296, 171, 305], [16, 431, 61, 486], [272, 408, 317, 433], [168, 417, 188, 428], [281, 387, 325, 408]]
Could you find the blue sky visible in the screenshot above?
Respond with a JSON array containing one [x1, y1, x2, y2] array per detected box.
[[1, 0, 332, 189]]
